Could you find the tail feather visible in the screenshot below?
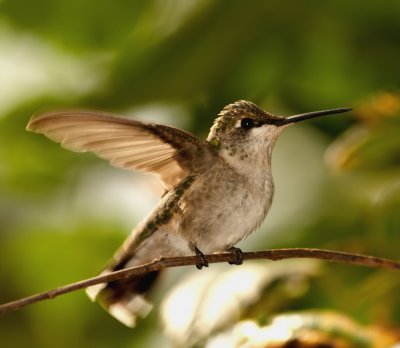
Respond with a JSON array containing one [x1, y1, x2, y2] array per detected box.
[[85, 269, 160, 327]]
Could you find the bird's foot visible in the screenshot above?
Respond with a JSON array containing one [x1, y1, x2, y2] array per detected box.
[[195, 247, 209, 270], [228, 247, 244, 265]]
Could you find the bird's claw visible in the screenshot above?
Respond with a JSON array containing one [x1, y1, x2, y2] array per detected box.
[[195, 247, 209, 270], [228, 247, 244, 265]]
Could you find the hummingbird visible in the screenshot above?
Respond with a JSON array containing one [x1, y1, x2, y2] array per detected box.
[[26, 100, 350, 327]]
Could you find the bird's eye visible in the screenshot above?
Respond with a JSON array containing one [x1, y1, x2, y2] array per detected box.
[[241, 118, 256, 130]]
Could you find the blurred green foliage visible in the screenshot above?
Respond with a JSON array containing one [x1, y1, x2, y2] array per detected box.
[[1, 1, 400, 347]]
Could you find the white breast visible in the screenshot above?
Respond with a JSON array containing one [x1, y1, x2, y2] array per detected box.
[[217, 180, 274, 250], [185, 163, 274, 254]]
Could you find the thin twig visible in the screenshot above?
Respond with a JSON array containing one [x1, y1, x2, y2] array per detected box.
[[1, 248, 399, 314]]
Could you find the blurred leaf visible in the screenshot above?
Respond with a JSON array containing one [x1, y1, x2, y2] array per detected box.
[[326, 91, 400, 173], [206, 311, 400, 348], [161, 261, 319, 347]]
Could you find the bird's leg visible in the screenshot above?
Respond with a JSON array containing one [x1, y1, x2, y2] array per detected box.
[[194, 247, 209, 270], [228, 247, 244, 265]]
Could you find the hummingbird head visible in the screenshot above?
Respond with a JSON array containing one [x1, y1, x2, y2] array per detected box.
[[207, 100, 351, 174]]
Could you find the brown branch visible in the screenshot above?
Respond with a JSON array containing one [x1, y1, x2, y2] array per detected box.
[[1, 248, 399, 315]]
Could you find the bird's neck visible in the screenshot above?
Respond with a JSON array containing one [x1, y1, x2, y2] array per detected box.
[[219, 142, 274, 186]]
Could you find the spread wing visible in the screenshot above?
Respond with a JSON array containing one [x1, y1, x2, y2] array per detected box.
[[27, 110, 214, 189]]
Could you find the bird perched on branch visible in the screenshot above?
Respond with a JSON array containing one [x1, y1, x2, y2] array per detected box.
[[27, 100, 350, 327]]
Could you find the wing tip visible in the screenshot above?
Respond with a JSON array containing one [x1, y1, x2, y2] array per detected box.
[[26, 110, 55, 133], [26, 112, 40, 132]]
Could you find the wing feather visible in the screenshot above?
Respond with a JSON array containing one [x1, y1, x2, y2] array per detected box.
[[27, 110, 214, 189]]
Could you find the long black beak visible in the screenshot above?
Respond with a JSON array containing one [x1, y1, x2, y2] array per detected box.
[[279, 107, 351, 125]]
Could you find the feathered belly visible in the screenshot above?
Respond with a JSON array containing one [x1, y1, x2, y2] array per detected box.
[[182, 180, 274, 254]]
